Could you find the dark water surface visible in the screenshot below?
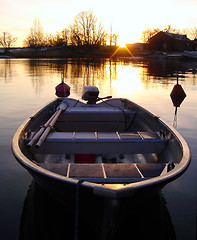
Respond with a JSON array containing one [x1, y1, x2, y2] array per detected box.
[[0, 58, 196, 239]]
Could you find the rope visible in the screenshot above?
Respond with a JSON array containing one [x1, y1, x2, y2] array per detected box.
[[100, 99, 130, 131], [74, 179, 85, 240]]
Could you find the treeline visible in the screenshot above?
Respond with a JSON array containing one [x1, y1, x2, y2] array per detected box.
[[0, 11, 119, 49], [1, 12, 197, 50]]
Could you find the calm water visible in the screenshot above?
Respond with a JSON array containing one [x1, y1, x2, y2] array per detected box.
[[0, 58, 197, 239]]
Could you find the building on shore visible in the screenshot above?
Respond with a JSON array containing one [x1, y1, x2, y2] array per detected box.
[[149, 31, 193, 52]]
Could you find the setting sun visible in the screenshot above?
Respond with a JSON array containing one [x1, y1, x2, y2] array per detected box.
[[118, 33, 129, 47], [119, 41, 126, 47], [116, 27, 142, 47]]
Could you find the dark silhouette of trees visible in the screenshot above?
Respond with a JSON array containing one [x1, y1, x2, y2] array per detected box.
[[24, 18, 45, 48], [44, 29, 70, 47], [141, 28, 161, 43], [58, 28, 70, 46], [0, 32, 17, 49], [112, 34, 119, 46], [69, 11, 107, 46], [23, 12, 110, 47], [23, 11, 118, 48], [163, 25, 181, 34], [189, 27, 197, 40]]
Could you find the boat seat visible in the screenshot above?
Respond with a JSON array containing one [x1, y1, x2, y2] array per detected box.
[[55, 106, 136, 132], [31, 131, 168, 154], [38, 163, 167, 183]]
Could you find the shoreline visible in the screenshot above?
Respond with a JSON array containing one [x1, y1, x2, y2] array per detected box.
[[0, 46, 197, 60]]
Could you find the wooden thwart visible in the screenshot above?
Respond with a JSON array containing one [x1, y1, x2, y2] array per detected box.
[[30, 131, 168, 154]]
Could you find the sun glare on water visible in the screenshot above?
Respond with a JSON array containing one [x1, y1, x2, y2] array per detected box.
[[111, 66, 142, 99]]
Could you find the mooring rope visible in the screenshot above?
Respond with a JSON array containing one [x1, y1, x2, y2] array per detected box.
[[74, 179, 85, 240]]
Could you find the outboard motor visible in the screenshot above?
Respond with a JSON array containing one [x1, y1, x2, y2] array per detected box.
[[82, 86, 99, 104], [82, 86, 112, 104]]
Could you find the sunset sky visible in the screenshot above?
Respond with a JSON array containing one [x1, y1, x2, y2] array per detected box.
[[1, 0, 197, 47]]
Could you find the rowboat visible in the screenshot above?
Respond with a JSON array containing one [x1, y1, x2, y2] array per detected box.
[[12, 85, 191, 199]]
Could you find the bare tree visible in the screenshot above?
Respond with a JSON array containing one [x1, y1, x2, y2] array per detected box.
[[112, 34, 119, 46], [43, 33, 54, 47], [188, 27, 197, 40], [70, 23, 82, 46], [163, 25, 182, 34], [141, 28, 161, 43], [24, 18, 44, 48], [54, 28, 70, 46], [0, 32, 17, 49], [69, 11, 107, 46]]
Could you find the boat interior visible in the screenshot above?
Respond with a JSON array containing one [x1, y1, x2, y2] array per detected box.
[[22, 97, 182, 184]]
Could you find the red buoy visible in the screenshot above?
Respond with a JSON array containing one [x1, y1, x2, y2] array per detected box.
[[55, 70, 70, 97], [55, 82, 70, 97], [170, 84, 186, 107]]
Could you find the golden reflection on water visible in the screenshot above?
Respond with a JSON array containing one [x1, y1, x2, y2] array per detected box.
[[112, 65, 142, 98], [0, 58, 196, 122]]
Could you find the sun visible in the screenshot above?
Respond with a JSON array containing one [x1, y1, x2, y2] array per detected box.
[[118, 40, 126, 47], [117, 35, 128, 47], [116, 27, 142, 47]]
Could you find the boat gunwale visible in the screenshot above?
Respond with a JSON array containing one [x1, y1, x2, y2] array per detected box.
[[11, 98, 191, 198]]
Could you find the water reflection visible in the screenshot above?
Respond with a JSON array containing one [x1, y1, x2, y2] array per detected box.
[[0, 58, 195, 131], [20, 181, 175, 240], [25, 59, 197, 93], [1, 58, 197, 91], [143, 59, 197, 79], [22, 59, 117, 95], [0, 59, 13, 83]]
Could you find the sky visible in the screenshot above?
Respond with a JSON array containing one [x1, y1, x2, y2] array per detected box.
[[1, 0, 197, 47]]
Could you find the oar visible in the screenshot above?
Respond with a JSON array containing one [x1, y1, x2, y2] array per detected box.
[[35, 102, 67, 148], [27, 111, 59, 147]]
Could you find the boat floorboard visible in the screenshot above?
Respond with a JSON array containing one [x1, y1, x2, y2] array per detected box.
[[38, 163, 167, 183]]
